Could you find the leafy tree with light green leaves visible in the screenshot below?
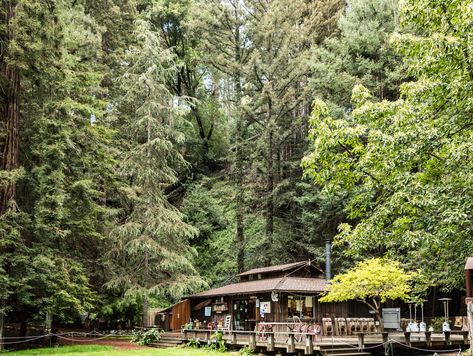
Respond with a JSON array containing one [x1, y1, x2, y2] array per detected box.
[[320, 258, 415, 329], [303, 0, 473, 291]]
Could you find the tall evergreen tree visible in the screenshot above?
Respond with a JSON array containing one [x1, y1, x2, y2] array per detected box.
[[106, 19, 205, 325], [243, 0, 343, 264], [194, 0, 250, 272]]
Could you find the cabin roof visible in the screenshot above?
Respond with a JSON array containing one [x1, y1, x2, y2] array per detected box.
[[465, 257, 473, 270], [191, 276, 326, 297], [236, 260, 321, 277]]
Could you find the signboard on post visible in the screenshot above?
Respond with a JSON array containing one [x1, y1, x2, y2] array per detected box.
[[382, 308, 400, 330]]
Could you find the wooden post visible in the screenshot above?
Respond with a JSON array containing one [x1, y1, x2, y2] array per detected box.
[[249, 333, 256, 350], [382, 332, 388, 344], [404, 331, 411, 346], [466, 270, 471, 298], [462, 330, 469, 344], [468, 301, 473, 356], [204, 330, 209, 343], [425, 331, 432, 346], [305, 334, 313, 355], [357, 333, 365, 350], [287, 333, 295, 353], [444, 330, 451, 346], [231, 331, 237, 345], [267, 333, 275, 351]]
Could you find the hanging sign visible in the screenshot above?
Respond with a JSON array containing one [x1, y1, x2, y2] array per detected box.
[[260, 302, 271, 314], [204, 306, 212, 317]]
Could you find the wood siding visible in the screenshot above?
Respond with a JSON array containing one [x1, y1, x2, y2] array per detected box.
[[170, 299, 190, 331]]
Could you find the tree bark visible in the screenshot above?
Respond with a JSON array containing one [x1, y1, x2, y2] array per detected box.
[[143, 251, 149, 328], [0, 299, 5, 352], [233, 6, 245, 273], [265, 104, 274, 264], [0, 2, 20, 214]]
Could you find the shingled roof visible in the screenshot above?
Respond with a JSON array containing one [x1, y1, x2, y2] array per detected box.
[[236, 260, 322, 277], [191, 277, 326, 297]]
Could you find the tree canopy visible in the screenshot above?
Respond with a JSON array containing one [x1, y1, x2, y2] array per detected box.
[[0, 0, 471, 335], [320, 258, 415, 323]]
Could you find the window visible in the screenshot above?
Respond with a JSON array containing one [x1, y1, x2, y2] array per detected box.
[[288, 296, 314, 319]]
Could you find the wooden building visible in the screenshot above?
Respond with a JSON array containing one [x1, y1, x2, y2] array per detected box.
[[167, 261, 370, 332]]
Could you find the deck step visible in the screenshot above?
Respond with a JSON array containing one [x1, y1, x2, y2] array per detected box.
[[149, 342, 182, 348], [149, 332, 184, 349]]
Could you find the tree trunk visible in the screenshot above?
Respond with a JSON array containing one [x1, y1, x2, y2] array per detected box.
[[1, 2, 20, 214], [142, 295, 149, 328], [142, 253, 149, 328], [235, 113, 245, 273], [265, 110, 274, 264], [0, 299, 5, 352], [375, 310, 384, 332], [234, 11, 245, 273]]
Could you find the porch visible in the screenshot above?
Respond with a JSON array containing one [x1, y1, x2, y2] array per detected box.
[[180, 328, 469, 355]]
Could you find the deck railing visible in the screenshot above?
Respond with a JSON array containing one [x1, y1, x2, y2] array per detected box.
[[182, 328, 469, 354]]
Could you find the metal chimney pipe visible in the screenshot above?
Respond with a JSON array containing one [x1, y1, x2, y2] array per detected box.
[[325, 237, 332, 282]]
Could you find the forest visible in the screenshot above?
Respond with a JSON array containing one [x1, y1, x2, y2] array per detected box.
[[1, 0, 472, 332]]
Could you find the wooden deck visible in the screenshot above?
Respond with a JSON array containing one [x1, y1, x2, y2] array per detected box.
[[182, 329, 469, 355]]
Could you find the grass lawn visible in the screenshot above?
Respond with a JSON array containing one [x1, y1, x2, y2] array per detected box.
[[3, 345, 240, 355]]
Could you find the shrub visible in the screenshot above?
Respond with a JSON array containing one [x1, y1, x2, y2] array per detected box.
[[131, 328, 161, 345], [239, 346, 255, 355]]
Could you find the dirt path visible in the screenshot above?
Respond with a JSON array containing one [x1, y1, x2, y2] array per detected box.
[[58, 337, 147, 350]]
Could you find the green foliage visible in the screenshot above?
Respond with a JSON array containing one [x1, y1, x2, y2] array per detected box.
[[106, 17, 206, 303], [303, 0, 473, 291], [187, 338, 200, 348], [429, 317, 445, 332], [311, 0, 402, 113], [209, 331, 226, 352], [239, 346, 255, 355], [320, 258, 415, 315], [131, 328, 161, 345], [3, 0, 470, 334]]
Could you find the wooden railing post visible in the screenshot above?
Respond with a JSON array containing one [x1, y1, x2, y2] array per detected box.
[[287, 333, 295, 353], [204, 330, 209, 343], [249, 333, 256, 350], [425, 331, 432, 346], [462, 330, 469, 344], [305, 334, 313, 355], [382, 332, 388, 344], [267, 333, 275, 351], [444, 330, 451, 346], [231, 331, 237, 345], [404, 331, 411, 346], [357, 333, 365, 350]]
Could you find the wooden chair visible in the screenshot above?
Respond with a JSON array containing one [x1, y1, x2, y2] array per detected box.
[[308, 323, 321, 341], [322, 317, 333, 336], [219, 315, 231, 334], [292, 316, 304, 342]]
